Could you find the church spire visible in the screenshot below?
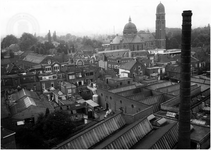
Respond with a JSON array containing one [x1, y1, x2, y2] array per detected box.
[[129, 16, 131, 22]]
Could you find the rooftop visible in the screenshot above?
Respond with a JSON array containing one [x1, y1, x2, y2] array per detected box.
[[119, 60, 136, 70]]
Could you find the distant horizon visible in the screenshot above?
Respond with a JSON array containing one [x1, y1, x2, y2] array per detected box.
[[1, 0, 210, 38], [1, 25, 209, 39]]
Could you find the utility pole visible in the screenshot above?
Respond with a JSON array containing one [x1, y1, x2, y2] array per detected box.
[[178, 10, 192, 149]]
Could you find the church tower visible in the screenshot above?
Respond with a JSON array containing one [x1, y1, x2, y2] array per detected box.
[[155, 2, 166, 49]]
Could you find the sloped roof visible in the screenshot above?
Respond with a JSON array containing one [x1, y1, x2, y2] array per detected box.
[[122, 34, 136, 43], [20, 50, 34, 57], [10, 95, 53, 116], [120, 60, 136, 70], [6, 63, 24, 74], [139, 33, 155, 41], [111, 32, 154, 45], [62, 82, 76, 88], [11, 89, 39, 101], [10, 97, 35, 114], [23, 53, 47, 64], [131, 34, 143, 43], [111, 35, 123, 44]]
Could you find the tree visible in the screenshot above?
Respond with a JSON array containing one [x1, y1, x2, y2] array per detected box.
[[19, 33, 37, 51], [1, 34, 18, 49], [48, 30, 52, 43], [42, 110, 76, 140], [15, 127, 49, 149], [53, 31, 57, 41]]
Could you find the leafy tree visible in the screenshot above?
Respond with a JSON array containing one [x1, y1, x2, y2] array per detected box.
[[15, 127, 49, 149], [48, 30, 52, 43], [57, 42, 68, 54], [53, 31, 57, 41], [19, 33, 38, 51], [42, 110, 76, 140], [1, 34, 18, 49], [44, 41, 54, 52]]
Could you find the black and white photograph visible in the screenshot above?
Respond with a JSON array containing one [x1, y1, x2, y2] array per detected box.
[[1, 0, 210, 149]]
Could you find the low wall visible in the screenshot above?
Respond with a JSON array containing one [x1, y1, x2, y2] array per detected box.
[[123, 106, 153, 124]]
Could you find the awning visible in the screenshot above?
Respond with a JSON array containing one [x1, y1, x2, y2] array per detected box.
[[86, 100, 99, 107]]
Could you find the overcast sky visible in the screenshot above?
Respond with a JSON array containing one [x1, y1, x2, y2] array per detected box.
[[1, 0, 210, 37]]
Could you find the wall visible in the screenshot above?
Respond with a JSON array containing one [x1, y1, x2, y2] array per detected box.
[[123, 106, 153, 124], [97, 88, 150, 115]]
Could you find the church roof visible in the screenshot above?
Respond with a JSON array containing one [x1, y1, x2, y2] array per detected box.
[[123, 17, 138, 35], [139, 33, 155, 41], [122, 34, 135, 43], [111, 35, 123, 44], [111, 33, 155, 44], [131, 34, 143, 43], [156, 2, 165, 14]]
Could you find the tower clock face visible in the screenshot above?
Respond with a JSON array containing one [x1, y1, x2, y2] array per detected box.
[[48, 59, 51, 65]]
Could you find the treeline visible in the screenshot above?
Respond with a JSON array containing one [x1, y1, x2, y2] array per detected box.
[[166, 24, 210, 49], [1, 31, 104, 56]]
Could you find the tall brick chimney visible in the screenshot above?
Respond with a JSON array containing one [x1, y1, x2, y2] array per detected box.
[[178, 10, 192, 149]]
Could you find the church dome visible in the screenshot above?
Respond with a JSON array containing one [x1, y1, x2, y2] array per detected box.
[[123, 17, 137, 35], [156, 2, 165, 14]]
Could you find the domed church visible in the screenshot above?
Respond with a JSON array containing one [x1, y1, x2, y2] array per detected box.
[[110, 2, 166, 51]]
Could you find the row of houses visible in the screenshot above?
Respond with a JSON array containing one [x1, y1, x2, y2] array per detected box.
[[1, 63, 98, 94]]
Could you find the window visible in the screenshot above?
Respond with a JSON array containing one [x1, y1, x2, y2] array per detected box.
[[128, 81, 130, 84], [131, 105, 134, 108], [51, 82, 54, 87], [33, 84, 37, 91], [45, 67, 52, 72], [69, 74, 75, 79], [53, 65, 60, 72], [120, 100, 122, 104], [110, 97, 112, 100], [120, 82, 122, 86], [42, 83, 45, 89]]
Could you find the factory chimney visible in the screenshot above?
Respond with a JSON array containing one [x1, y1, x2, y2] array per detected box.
[[178, 10, 192, 149]]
